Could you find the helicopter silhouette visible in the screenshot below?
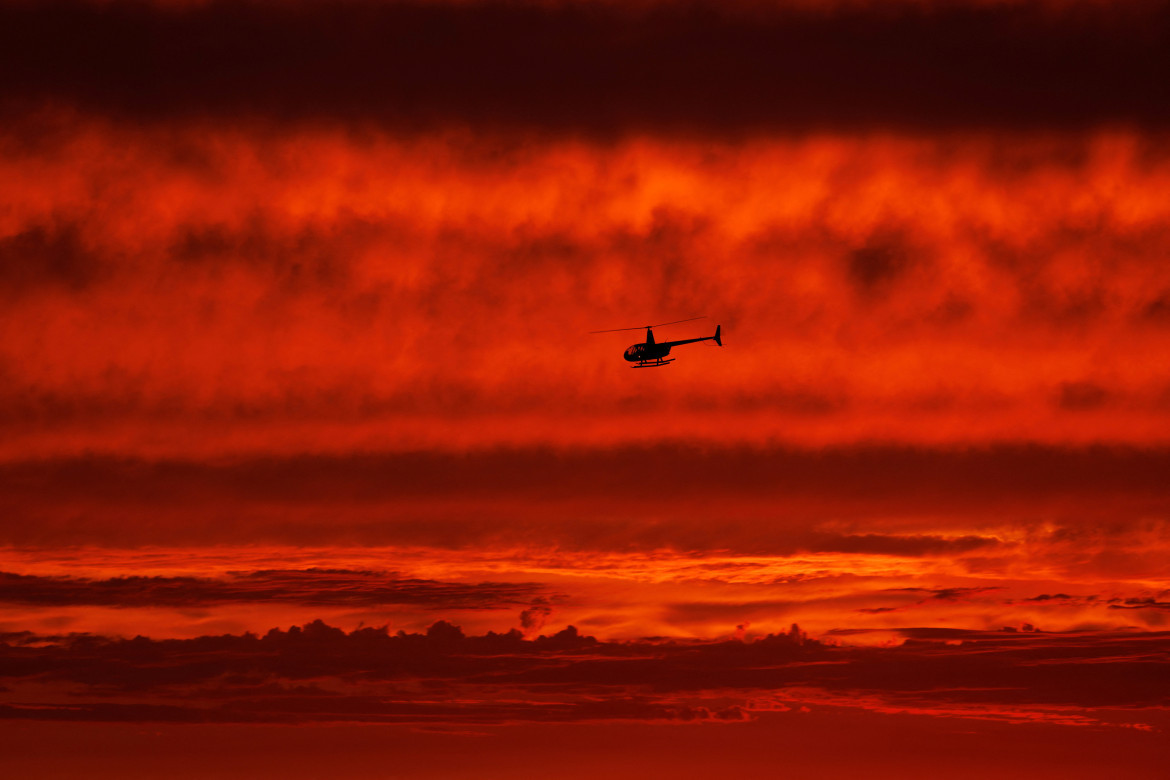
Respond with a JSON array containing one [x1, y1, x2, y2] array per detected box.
[[591, 316, 722, 367]]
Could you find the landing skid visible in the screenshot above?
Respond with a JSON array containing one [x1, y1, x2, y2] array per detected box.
[[633, 358, 675, 368]]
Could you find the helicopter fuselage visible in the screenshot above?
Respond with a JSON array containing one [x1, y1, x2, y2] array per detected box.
[[623, 342, 671, 362]]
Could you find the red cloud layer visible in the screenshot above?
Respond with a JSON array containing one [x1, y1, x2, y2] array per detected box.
[[3, 119, 1170, 456]]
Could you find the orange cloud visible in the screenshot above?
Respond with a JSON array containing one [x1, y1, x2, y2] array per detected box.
[[3, 118, 1170, 456]]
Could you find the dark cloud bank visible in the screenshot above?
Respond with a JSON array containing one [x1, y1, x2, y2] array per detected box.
[[4, 1, 1170, 132], [1, 620, 1166, 725]]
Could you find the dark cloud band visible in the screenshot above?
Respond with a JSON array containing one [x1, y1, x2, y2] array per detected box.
[[4, 2, 1170, 131], [2, 446, 1166, 548]]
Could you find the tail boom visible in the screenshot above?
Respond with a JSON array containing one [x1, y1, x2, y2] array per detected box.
[[661, 325, 722, 349]]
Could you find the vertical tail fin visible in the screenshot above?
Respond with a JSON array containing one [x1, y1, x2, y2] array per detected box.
[[714, 325, 722, 346]]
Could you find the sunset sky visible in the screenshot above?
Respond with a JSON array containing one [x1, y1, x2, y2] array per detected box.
[[2, 1, 1169, 777]]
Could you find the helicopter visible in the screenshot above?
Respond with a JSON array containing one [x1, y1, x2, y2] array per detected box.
[[591, 316, 722, 367]]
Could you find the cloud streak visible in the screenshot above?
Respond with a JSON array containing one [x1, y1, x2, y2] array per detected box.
[[0, 569, 546, 610]]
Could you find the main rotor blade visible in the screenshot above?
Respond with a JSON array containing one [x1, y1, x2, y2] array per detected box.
[[589, 316, 706, 334], [650, 316, 707, 328]]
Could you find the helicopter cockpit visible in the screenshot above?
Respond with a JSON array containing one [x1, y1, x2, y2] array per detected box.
[[624, 344, 645, 361]]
